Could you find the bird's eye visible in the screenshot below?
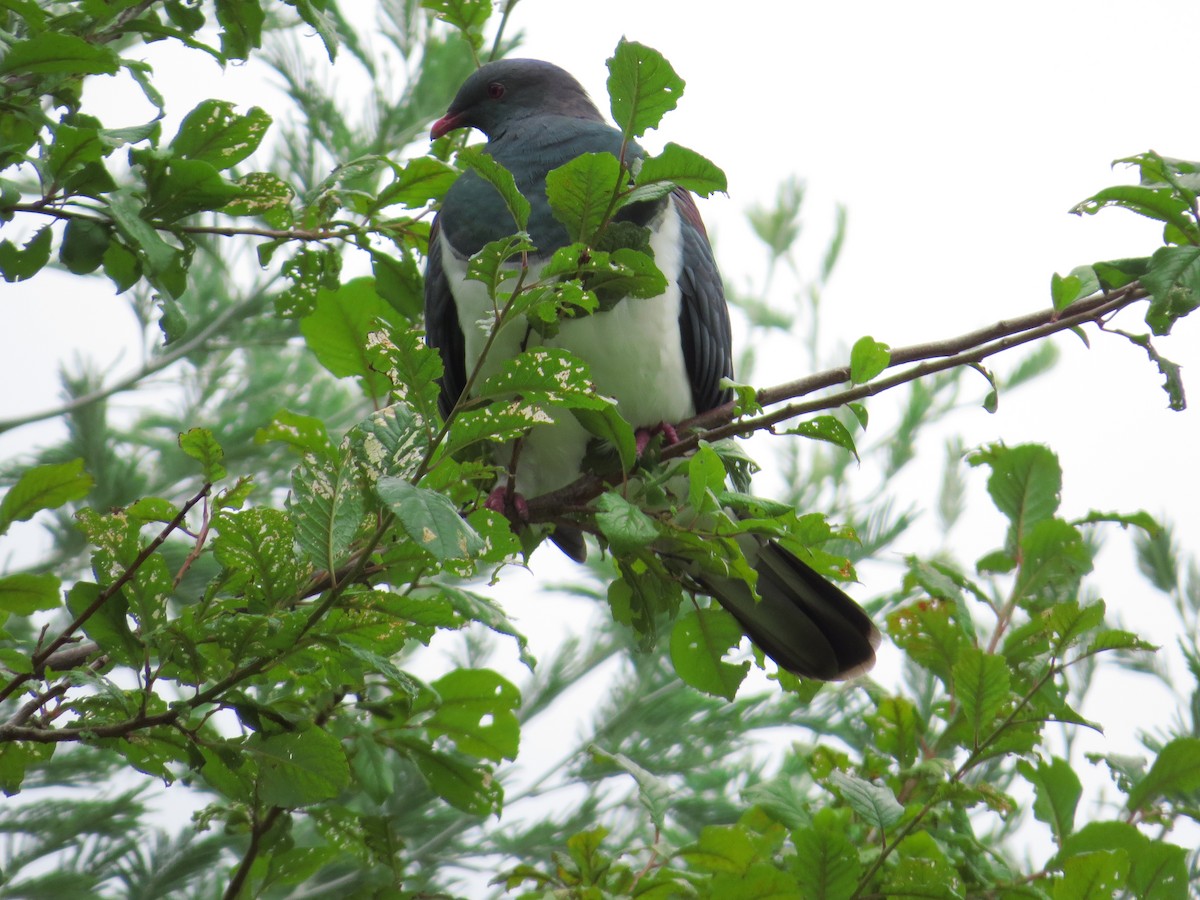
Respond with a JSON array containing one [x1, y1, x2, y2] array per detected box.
[[487, 82, 505, 99]]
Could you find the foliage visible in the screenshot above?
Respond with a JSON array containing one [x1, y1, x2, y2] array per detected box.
[[0, 2, 1198, 898]]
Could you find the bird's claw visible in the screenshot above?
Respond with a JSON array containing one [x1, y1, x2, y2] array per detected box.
[[634, 421, 681, 456]]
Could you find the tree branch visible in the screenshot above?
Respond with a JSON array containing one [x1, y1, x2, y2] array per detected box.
[[525, 285, 1148, 519], [0, 292, 263, 434]]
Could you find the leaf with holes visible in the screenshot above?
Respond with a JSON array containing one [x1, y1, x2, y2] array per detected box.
[[377, 478, 482, 561]]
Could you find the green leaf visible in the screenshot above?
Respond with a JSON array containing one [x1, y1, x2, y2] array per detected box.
[[1141, 244, 1200, 336], [635, 142, 727, 197], [606, 39, 684, 139], [377, 477, 483, 561], [60, 217, 111, 275], [1051, 266, 1100, 310], [828, 771, 903, 830], [595, 492, 659, 555], [953, 647, 1010, 747], [144, 158, 242, 222], [790, 809, 861, 900], [455, 146, 530, 231], [252, 728, 350, 808], [679, 824, 758, 875], [421, 0, 490, 45], [212, 508, 301, 607], [546, 151, 624, 243], [214, 0, 265, 60], [255, 409, 336, 461], [1073, 183, 1199, 242], [669, 607, 749, 701], [1054, 849, 1129, 900], [0, 225, 52, 282], [222, 171, 294, 226], [299, 277, 396, 395], [1126, 737, 1200, 811], [378, 156, 459, 209], [348, 403, 427, 482], [968, 443, 1061, 546], [785, 414, 859, 460], [0, 458, 92, 536], [587, 747, 674, 833], [106, 189, 183, 290], [0, 32, 119, 76], [1059, 821, 1189, 900], [0, 573, 61, 615], [476, 347, 607, 411], [849, 335, 890, 384], [1018, 757, 1082, 845], [869, 696, 921, 768], [426, 668, 520, 762], [1073, 509, 1160, 535], [439, 585, 536, 670], [1015, 518, 1093, 603], [687, 443, 726, 514], [170, 101, 271, 169], [289, 452, 367, 575], [178, 427, 226, 481], [395, 734, 501, 814]]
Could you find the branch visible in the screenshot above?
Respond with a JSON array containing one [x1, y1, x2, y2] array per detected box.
[[525, 285, 1147, 519], [0, 292, 263, 434], [0, 484, 211, 709]]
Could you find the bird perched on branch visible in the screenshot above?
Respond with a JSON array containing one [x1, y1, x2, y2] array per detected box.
[[424, 58, 878, 680]]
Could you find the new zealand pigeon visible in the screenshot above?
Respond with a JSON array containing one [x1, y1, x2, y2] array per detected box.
[[424, 59, 879, 680]]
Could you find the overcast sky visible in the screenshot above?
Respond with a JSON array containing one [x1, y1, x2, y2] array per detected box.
[[2, 1, 1198, 841]]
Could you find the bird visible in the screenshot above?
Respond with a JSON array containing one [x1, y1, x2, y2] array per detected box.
[[423, 58, 879, 680]]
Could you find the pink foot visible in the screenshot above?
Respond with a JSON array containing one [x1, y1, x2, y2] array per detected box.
[[485, 485, 529, 521], [634, 422, 682, 456]]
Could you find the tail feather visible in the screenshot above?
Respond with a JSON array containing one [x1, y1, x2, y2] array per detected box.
[[699, 536, 879, 681]]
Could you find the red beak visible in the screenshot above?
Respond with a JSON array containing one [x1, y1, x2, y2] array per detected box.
[[431, 112, 464, 140]]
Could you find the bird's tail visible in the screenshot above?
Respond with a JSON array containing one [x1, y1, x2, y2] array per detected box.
[[696, 535, 880, 681]]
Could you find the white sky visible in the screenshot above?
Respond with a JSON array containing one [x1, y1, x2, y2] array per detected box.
[[2, 0, 1199, 867]]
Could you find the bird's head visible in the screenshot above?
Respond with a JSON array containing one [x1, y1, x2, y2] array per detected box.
[[430, 58, 603, 140]]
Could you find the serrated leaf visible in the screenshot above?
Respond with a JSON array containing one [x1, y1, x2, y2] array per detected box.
[[546, 152, 624, 243], [289, 454, 366, 575], [0, 225, 52, 282], [255, 409, 336, 461], [178, 427, 226, 481], [828, 771, 903, 830], [678, 824, 759, 874], [1059, 821, 1189, 900], [1126, 736, 1200, 811], [252, 728, 350, 808], [213, 507, 301, 606], [588, 746, 673, 833], [0, 32, 119, 76], [395, 733, 501, 814], [299, 277, 396, 395], [968, 443, 1062, 547], [791, 809, 861, 900], [60, 217, 110, 275], [953, 647, 1010, 747], [377, 478, 482, 561], [1142, 244, 1200, 336], [456, 146, 529, 231], [426, 668, 520, 762], [606, 39, 684, 139], [595, 492, 659, 554], [669, 607, 749, 701], [635, 142, 727, 197], [0, 458, 92, 536], [1054, 849, 1129, 900], [475, 347, 607, 410], [378, 156, 458, 209], [170, 101, 270, 169], [1019, 757, 1082, 845], [849, 335, 890, 384]]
